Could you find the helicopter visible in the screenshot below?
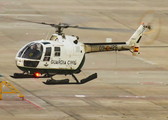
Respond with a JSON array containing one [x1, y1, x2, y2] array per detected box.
[[11, 21, 151, 85]]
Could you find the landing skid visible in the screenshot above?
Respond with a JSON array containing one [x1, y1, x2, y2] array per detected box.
[[10, 73, 54, 78], [43, 73, 97, 85]]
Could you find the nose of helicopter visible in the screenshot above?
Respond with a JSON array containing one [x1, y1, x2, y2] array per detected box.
[[15, 57, 24, 67]]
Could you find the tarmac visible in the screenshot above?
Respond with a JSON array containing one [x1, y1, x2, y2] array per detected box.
[[0, 0, 168, 120]]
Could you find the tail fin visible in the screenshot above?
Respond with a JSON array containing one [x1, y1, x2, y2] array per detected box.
[[126, 24, 148, 56], [126, 24, 146, 45]]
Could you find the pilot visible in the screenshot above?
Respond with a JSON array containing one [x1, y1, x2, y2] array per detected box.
[[30, 44, 41, 59]]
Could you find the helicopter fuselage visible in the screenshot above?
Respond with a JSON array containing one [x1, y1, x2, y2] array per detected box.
[[15, 34, 85, 75], [12, 24, 150, 84]]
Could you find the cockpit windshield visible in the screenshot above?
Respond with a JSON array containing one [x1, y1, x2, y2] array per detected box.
[[21, 43, 43, 60]]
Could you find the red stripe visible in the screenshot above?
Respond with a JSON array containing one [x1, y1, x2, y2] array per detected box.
[[24, 98, 44, 110]]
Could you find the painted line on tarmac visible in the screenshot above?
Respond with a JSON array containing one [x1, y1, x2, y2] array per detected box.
[[2, 81, 9, 88], [75, 95, 85, 97], [138, 82, 163, 85], [33, 78, 41, 83], [24, 98, 44, 110], [0, 14, 45, 17], [135, 57, 156, 65], [119, 95, 146, 98]]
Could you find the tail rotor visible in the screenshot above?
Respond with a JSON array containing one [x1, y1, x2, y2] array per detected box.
[[139, 10, 162, 45]]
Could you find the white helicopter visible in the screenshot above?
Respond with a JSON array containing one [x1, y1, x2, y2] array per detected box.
[[11, 21, 150, 84]]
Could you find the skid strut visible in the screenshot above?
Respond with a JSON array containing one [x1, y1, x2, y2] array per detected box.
[[72, 74, 80, 83]]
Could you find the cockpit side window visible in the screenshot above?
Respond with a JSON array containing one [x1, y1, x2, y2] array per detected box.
[[54, 47, 61, 56], [43, 47, 51, 61], [22, 43, 43, 60]]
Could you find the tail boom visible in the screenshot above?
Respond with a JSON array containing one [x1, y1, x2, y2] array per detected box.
[[84, 42, 130, 53]]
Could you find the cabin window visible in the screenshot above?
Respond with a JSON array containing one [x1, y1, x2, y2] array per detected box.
[[50, 35, 58, 41], [43, 47, 51, 61], [54, 47, 60, 56], [42, 42, 50, 45]]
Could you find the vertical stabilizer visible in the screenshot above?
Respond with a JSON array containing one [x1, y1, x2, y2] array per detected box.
[[126, 24, 146, 45]]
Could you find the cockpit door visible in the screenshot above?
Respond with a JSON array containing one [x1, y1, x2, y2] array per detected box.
[[43, 47, 51, 61]]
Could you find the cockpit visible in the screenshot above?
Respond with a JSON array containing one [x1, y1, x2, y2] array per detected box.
[[16, 41, 61, 70], [17, 42, 43, 60], [16, 42, 44, 68]]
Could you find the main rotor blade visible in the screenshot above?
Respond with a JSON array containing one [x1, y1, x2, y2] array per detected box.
[[15, 18, 133, 32], [77, 26, 134, 32], [11, 18, 78, 28], [14, 19, 57, 27], [1, 17, 134, 33], [0, 17, 58, 28]]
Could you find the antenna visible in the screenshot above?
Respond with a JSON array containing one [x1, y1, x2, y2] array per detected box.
[[115, 50, 118, 65], [45, 31, 50, 40]]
